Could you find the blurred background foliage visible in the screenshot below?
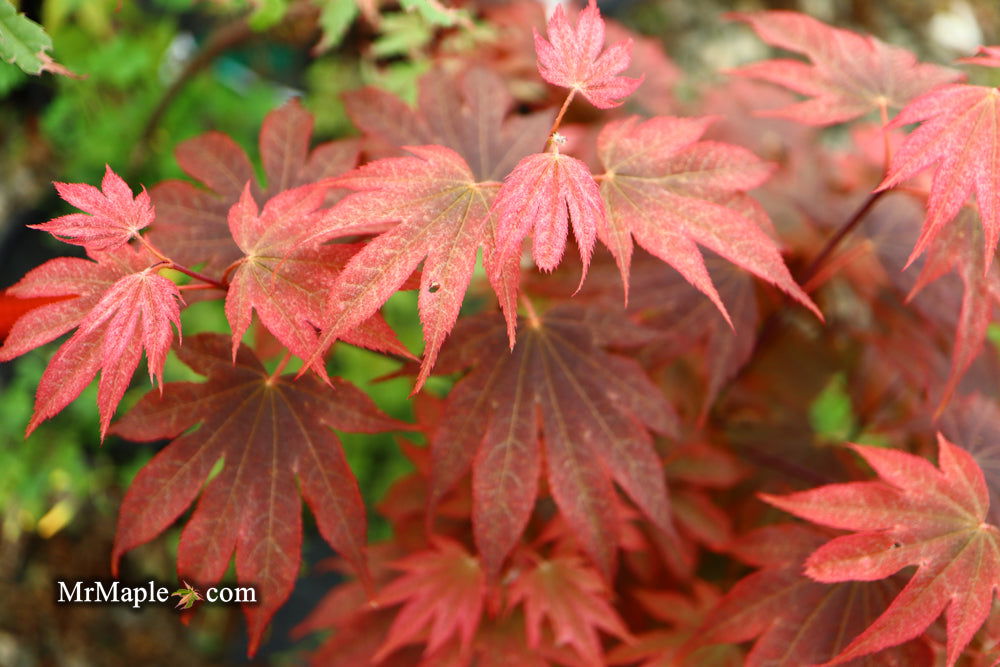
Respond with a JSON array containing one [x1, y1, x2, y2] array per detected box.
[[0, 0, 997, 663]]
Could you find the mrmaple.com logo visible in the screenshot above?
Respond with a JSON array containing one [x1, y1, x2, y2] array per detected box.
[[56, 579, 257, 609]]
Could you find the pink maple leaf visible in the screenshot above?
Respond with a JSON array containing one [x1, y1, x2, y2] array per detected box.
[[31, 165, 154, 251], [533, 0, 643, 109]]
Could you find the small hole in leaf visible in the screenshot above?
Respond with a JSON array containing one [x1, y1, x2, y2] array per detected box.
[[892, 542, 902, 549], [428, 283, 441, 293]]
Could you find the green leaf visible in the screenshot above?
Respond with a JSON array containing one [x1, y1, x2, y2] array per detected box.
[[809, 373, 856, 444], [313, 0, 359, 52], [0, 0, 62, 75], [399, 0, 466, 27], [248, 0, 288, 31]]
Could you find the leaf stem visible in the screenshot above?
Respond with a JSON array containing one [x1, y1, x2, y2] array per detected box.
[[269, 351, 293, 382], [798, 189, 886, 288], [545, 90, 577, 151], [139, 235, 228, 290]]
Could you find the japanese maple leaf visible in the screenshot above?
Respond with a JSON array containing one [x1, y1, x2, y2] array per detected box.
[[905, 209, 1000, 413], [508, 554, 631, 666], [692, 524, 929, 666], [110, 333, 404, 656], [877, 83, 1000, 269], [0, 244, 181, 437], [150, 99, 361, 273], [30, 165, 154, 251], [761, 436, 1000, 666], [171, 581, 203, 610], [941, 394, 1000, 526], [343, 67, 554, 182], [728, 11, 961, 125], [533, 0, 642, 109], [598, 115, 820, 320], [307, 145, 516, 389], [429, 305, 678, 580], [372, 538, 486, 663], [225, 183, 412, 372], [491, 150, 604, 303]]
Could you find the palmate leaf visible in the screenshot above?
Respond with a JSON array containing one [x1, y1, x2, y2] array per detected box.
[[508, 554, 632, 666], [694, 524, 928, 666], [762, 437, 1000, 665], [343, 66, 554, 182], [429, 304, 678, 580], [225, 183, 412, 371], [308, 145, 517, 389], [491, 150, 604, 304], [878, 83, 1000, 270], [372, 537, 487, 663], [0, 244, 181, 437], [597, 115, 820, 320], [111, 334, 405, 656], [532, 0, 642, 109], [905, 209, 1000, 411], [729, 11, 961, 126], [150, 99, 360, 273], [30, 165, 154, 252]]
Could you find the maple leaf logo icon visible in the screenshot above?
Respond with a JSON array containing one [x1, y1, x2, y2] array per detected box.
[[171, 581, 203, 610]]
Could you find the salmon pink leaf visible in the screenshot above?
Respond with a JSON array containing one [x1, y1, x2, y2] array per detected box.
[[30, 165, 154, 251], [111, 333, 404, 657], [491, 151, 604, 314], [225, 183, 411, 374], [728, 11, 961, 126], [533, 0, 642, 109], [430, 305, 678, 580], [598, 115, 819, 319], [761, 436, 1000, 666], [310, 145, 512, 390], [878, 84, 1000, 270], [0, 245, 181, 438]]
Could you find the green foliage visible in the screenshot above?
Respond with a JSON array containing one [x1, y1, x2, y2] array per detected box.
[[0, 0, 59, 74]]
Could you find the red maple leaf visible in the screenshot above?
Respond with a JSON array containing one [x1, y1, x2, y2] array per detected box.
[[110, 333, 405, 656], [308, 145, 516, 389], [877, 83, 1000, 269], [762, 436, 1000, 665], [533, 0, 642, 109], [343, 67, 554, 182], [905, 209, 1000, 412], [30, 165, 154, 251], [693, 524, 930, 666], [491, 150, 604, 310], [728, 11, 961, 126], [597, 115, 820, 319], [372, 537, 487, 663], [149, 99, 360, 273], [0, 245, 181, 437], [225, 183, 412, 373], [508, 553, 632, 666], [429, 305, 678, 580]]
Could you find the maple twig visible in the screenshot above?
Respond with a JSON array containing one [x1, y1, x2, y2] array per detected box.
[[545, 90, 577, 151], [139, 234, 229, 290], [798, 189, 886, 288]]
